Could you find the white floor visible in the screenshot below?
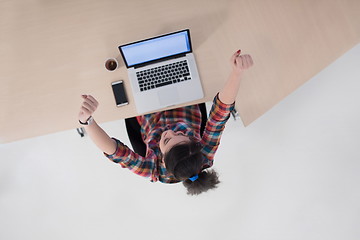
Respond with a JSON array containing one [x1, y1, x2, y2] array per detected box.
[[1, 44, 360, 240]]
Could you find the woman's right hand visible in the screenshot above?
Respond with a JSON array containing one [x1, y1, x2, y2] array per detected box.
[[78, 95, 99, 123], [231, 50, 254, 76]]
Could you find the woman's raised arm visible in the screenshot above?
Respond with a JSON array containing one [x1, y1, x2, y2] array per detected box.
[[218, 50, 254, 104], [78, 95, 117, 155]]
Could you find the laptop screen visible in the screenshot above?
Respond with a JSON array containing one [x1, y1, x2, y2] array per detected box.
[[119, 30, 192, 68]]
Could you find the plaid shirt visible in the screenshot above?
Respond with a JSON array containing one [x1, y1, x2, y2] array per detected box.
[[105, 93, 235, 183]]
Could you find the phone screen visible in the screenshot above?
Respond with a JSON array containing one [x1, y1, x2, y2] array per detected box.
[[112, 81, 129, 106]]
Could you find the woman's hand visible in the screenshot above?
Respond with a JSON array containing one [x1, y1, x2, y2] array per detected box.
[[78, 95, 116, 155], [78, 95, 99, 123], [218, 50, 254, 104], [231, 50, 254, 76]]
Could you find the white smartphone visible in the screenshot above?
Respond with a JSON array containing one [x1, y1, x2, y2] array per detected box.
[[111, 80, 129, 107]]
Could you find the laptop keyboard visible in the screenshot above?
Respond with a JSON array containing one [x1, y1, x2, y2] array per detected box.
[[136, 60, 191, 92]]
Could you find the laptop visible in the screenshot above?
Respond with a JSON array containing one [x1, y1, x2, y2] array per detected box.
[[119, 29, 204, 114]]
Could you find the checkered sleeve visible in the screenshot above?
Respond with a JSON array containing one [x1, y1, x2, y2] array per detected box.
[[201, 93, 235, 167], [104, 138, 154, 178]]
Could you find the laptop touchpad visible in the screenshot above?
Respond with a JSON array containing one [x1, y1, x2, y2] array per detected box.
[[157, 87, 179, 107]]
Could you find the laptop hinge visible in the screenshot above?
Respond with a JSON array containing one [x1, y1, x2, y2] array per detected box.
[[134, 53, 187, 69]]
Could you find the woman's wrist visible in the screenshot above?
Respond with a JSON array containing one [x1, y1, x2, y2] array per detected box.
[[79, 116, 94, 125], [231, 69, 243, 80]]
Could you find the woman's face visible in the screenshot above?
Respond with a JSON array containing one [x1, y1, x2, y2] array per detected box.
[[159, 130, 190, 154]]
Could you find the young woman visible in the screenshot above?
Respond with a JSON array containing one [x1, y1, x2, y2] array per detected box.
[[78, 50, 253, 195]]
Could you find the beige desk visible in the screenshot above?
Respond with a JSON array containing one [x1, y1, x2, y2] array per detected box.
[[1, 0, 359, 143]]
